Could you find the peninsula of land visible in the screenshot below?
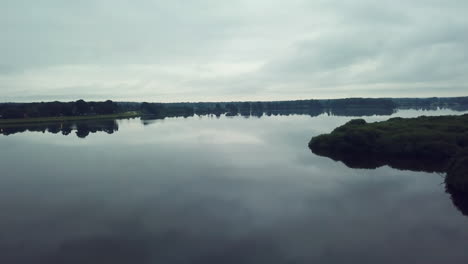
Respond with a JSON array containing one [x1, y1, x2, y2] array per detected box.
[[309, 114, 468, 191]]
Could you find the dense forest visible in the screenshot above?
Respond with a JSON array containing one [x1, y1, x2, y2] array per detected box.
[[137, 99, 324, 118], [392, 96, 468, 111], [1, 96, 467, 121], [0, 100, 119, 119]]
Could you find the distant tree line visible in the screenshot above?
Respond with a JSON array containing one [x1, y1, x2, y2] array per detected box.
[[321, 98, 397, 109], [2, 96, 468, 120], [0, 100, 119, 119], [137, 98, 400, 119], [320, 98, 397, 116], [138, 99, 326, 118], [392, 97, 468, 111]]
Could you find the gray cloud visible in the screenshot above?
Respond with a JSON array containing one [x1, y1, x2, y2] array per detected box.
[[0, 0, 467, 101]]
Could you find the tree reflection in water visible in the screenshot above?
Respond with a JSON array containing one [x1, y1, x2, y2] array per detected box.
[[310, 147, 468, 218], [0, 119, 119, 138]]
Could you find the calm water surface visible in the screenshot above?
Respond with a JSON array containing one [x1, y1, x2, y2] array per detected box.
[[1, 109, 468, 263]]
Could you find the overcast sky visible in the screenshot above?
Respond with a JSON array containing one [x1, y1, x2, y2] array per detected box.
[[1, 0, 467, 102]]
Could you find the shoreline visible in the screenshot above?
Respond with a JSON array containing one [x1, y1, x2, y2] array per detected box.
[[0, 112, 140, 126]]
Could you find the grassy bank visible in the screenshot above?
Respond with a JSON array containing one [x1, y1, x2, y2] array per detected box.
[[309, 114, 468, 190], [0, 111, 141, 125]]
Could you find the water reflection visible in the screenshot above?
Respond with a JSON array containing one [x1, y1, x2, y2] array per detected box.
[[446, 184, 468, 216], [2, 109, 468, 263], [138, 104, 468, 120], [0, 106, 460, 136], [139, 107, 396, 126], [310, 146, 468, 218], [310, 148, 448, 173], [0, 119, 119, 138], [141, 107, 394, 120]]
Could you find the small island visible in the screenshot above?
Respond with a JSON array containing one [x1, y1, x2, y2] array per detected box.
[[309, 114, 468, 191]]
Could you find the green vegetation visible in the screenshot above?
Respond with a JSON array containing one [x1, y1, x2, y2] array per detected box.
[[309, 114, 468, 191], [2, 96, 468, 122], [0, 100, 121, 119]]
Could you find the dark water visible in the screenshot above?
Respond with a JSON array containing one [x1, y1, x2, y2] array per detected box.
[[1, 109, 468, 263]]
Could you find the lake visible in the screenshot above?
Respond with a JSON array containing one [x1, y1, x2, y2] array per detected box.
[[1, 109, 468, 263]]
